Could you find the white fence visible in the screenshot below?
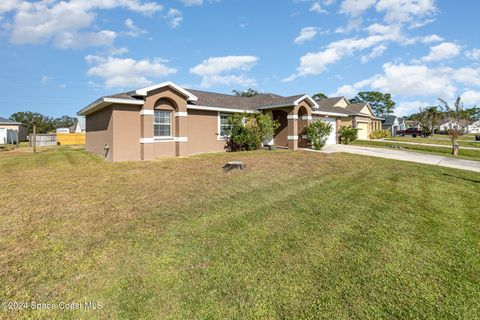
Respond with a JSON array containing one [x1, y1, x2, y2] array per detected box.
[[29, 134, 57, 147]]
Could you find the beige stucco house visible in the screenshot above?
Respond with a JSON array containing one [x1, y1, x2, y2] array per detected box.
[[79, 82, 353, 162], [78, 83, 386, 162], [314, 97, 383, 139]]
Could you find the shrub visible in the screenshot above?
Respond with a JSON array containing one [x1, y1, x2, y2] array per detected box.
[[305, 120, 333, 150], [369, 129, 391, 139], [227, 113, 279, 152], [338, 126, 358, 144]]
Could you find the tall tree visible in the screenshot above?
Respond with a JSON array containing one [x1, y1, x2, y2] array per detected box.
[[438, 97, 475, 156], [350, 92, 396, 116], [53, 115, 76, 129], [10, 111, 54, 134], [414, 106, 444, 136], [312, 93, 328, 100], [232, 88, 263, 97]]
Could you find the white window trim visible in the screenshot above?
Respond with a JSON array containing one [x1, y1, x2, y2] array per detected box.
[[217, 112, 233, 141], [154, 110, 173, 138]]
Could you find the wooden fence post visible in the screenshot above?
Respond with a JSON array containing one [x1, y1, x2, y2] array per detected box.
[[33, 125, 37, 154]]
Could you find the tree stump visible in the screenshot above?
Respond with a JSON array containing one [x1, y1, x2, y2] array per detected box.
[[223, 161, 245, 172]]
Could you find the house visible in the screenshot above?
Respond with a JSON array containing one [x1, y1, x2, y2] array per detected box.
[[467, 121, 480, 134], [78, 81, 345, 162], [405, 120, 421, 129], [314, 97, 383, 139], [439, 120, 466, 132], [381, 115, 406, 136], [70, 117, 86, 133], [0, 116, 28, 143]]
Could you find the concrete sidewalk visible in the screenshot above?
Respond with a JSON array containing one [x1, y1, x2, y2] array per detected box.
[[313, 144, 480, 173]]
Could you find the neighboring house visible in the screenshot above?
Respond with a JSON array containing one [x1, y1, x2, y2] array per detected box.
[[381, 115, 405, 136], [70, 117, 86, 133], [0, 116, 28, 142], [405, 120, 421, 129], [467, 120, 480, 134], [78, 81, 331, 162], [315, 97, 383, 140], [439, 120, 466, 132]]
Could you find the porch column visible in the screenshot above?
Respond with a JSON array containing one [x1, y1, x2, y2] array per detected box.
[[287, 113, 298, 150], [175, 109, 188, 156], [140, 108, 154, 160]]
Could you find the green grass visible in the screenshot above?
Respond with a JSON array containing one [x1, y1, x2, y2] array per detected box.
[[1, 147, 479, 319], [387, 136, 480, 148], [433, 134, 479, 141], [353, 139, 480, 161]]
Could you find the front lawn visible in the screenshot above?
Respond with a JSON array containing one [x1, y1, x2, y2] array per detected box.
[[1, 147, 479, 319], [353, 139, 480, 161]]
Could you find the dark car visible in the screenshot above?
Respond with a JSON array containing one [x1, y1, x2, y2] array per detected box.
[[397, 128, 423, 137]]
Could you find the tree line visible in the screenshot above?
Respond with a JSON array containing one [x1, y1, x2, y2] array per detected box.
[[9, 111, 76, 134]]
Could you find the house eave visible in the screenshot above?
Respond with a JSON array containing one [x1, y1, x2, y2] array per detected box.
[[77, 98, 144, 116], [132, 81, 198, 102], [187, 105, 256, 113]]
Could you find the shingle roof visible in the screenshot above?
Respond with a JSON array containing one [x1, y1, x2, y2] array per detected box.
[[316, 105, 356, 116], [316, 97, 345, 108], [346, 103, 369, 114], [105, 92, 139, 100], [0, 117, 22, 125], [187, 89, 309, 110], [382, 115, 397, 125]]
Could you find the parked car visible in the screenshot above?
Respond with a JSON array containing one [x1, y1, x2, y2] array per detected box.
[[397, 128, 423, 137]]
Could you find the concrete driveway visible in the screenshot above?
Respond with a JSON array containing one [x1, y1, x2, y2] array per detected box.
[[314, 144, 480, 173]]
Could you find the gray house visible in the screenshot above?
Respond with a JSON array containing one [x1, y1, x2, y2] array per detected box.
[[382, 115, 405, 136]]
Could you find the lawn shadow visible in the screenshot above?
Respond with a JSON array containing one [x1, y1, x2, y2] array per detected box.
[[442, 173, 480, 184]]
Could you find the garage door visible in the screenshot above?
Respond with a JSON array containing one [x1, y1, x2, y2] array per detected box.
[[357, 123, 369, 139], [320, 118, 337, 145], [0, 128, 6, 144]]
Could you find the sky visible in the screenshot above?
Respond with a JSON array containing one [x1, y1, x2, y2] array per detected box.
[[0, 0, 479, 118]]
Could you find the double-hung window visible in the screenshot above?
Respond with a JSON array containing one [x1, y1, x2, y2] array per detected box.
[[154, 110, 172, 138], [219, 113, 232, 137]]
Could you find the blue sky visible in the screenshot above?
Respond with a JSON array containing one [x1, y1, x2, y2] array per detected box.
[[0, 0, 479, 118]]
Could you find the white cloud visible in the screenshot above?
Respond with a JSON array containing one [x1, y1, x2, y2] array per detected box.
[[294, 27, 320, 44], [422, 34, 444, 43], [285, 33, 394, 81], [376, 0, 437, 24], [166, 8, 183, 28], [340, 0, 376, 17], [124, 18, 146, 37], [422, 42, 461, 62], [461, 90, 480, 105], [54, 30, 116, 49], [1, 0, 162, 48], [309, 2, 328, 14], [190, 55, 258, 88], [361, 44, 387, 63], [466, 49, 480, 60], [395, 101, 431, 116], [368, 63, 457, 98], [338, 0, 437, 30], [86, 55, 177, 88], [41, 75, 51, 85]]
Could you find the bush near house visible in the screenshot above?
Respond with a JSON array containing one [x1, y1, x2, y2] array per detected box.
[[305, 120, 332, 150], [227, 113, 279, 152], [369, 129, 391, 139], [338, 126, 359, 145]]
